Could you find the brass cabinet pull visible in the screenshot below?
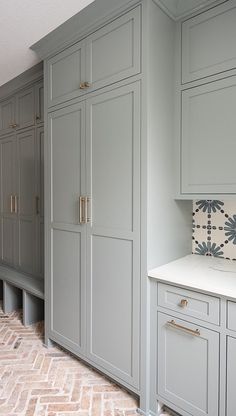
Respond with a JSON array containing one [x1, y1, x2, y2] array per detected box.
[[10, 195, 14, 213], [35, 196, 40, 215], [79, 196, 86, 224], [167, 320, 200, 337], [85, 196, 91, 223], [180, 299, 188, 308], [9, 123, 14, 129], [80, 82, 91, 90], [14, 195, 18, 214]]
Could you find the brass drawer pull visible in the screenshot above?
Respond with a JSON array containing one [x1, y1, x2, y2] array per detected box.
[[80, 82, 91, 90], [10, 195, 14, 213], [167, 320, 200, 337], [180, 299, 188, 308]]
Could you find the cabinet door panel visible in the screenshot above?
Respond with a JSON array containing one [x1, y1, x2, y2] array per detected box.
[[181, 77, 236, 194], [49, 103, 85, 225], [158, 313, 219, 416], [0, 136, 17, 266], [0, 97, 15, 136], [227, 336, 236, 416], [182, 2, 236, 83], [86, 6, 141, 92], [35, 81, 44, 124], [51, 229, 85, 351], [16, 87, 35, 129], [47, 41, 86, 107], [17, 129, 36, 274], [86, 83, 140, 389]]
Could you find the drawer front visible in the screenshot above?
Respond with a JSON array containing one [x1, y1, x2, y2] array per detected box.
[[47, 40, 86, 107], [182, 1, 236, 83], [86, 6, 141, 92], [227, 301, 236, 331], [158, 283, 220, 325]]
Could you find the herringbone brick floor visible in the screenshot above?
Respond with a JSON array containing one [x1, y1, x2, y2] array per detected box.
[[0, 304, 138, 415]]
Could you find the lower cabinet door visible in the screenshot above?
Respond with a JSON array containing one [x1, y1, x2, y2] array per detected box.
[[158, 313, 219, 416], [226, 336, 236, 416]]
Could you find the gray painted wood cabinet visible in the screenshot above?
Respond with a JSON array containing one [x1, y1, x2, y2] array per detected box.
[[0, 75, 44, 279], [158, 312, 219, 416], [86, 83, 140, 388], [47, 6, 141, 108], [0, 97, 15, 135], [176, 0, 236, 198], [226, 336, 236, 416], [48, 102, 86, 354], [32, 0, 193, 410]]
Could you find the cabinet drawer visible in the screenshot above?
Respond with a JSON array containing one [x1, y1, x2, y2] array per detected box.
[[227, 301, 236, 331], [182, 1, 236, 83], [158, 283, 220, 325]]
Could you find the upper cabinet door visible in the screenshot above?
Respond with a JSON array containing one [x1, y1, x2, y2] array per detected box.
[[35, 81, 44, 124], [86, 6, 141, 92], [182, 1, 236, 84], [16, 86, 35, 130], [0, 97, 15, 136], [181, 77, 236, 195], [47, 41, 86, 108]]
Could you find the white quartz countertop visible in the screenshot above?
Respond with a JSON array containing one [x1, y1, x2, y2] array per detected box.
[[148, 254, 236, 299]]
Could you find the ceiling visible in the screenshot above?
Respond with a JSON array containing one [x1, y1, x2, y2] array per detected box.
[[0, 0, 224, 88], [0, 0, 94, 87]]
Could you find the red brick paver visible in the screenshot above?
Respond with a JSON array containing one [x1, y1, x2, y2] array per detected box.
[[0, 305, 138, 415]]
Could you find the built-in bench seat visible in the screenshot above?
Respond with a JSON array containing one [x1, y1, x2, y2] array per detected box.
[[0, 265, 44, 326]]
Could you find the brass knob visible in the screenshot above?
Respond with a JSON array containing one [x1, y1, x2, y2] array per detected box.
[[80, 82, 91, 90], [180, 299, 188, 308]]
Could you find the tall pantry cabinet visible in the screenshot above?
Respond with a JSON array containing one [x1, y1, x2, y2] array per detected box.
[[0, 71, 44, 278], [31, 0, 191, 409]]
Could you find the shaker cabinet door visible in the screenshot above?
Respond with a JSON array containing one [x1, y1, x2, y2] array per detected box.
[[16, 129, 37, 275], [226, 336, 236, 416], [0, 136, 17, 266], [86, 82, 141, 389], [16, 86, 35, 130], [181, 77, 236, 195], [158, 313, 219, 416], [86, 6, 141, 92], [0, 97, 15, 136], [47, 41, 86, 108], [47, 102, 86, 354]]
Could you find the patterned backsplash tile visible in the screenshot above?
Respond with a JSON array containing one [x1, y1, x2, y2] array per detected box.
[[192, 200, 236, 260]]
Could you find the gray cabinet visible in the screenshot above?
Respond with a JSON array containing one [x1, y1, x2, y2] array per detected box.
[[48, 102, 86, 354], [181, 77, 236, 195], [85, 7, 141, 93], [0, 77, 44, 277], [46, 82, 140, 389], [86, 83, 140, 388], [158, 312, 219, 416], [35, 82, 44, 124], [0, 97, 15, 136], [226, 336, 236, 416], [47, 6, 141, 108], [182, 1, 236, 84], [47, 40, 86, 108], [0, 135, 17, 266], [16, 129, 37, 275], [16, 86, 35, 130]]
